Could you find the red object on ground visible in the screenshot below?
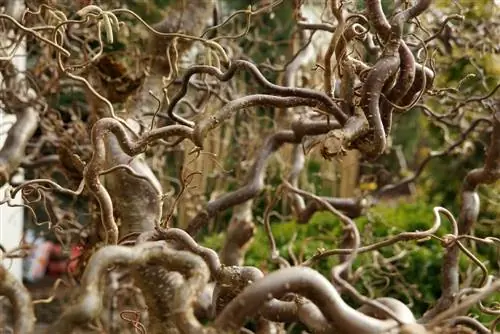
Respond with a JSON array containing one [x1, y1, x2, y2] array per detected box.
[[47, 244, 83, 277]]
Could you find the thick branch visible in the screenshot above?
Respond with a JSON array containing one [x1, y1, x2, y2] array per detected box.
[[48, 240, 209, 333], [84, 118, 192, 244], [0, 264, 36, 334], [214, 266, 410, 333], [193, 94, 327, 148], [0, 107, 38, 186]]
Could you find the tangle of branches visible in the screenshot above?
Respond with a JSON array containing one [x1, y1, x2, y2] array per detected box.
[[0, 0, 498, 333]]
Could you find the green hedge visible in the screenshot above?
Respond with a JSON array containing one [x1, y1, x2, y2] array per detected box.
[[201, 200, 498, 320]]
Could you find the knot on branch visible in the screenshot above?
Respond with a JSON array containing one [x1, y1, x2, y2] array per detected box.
[[441, 234, 458, 248], [320, 129, 348, 160]]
